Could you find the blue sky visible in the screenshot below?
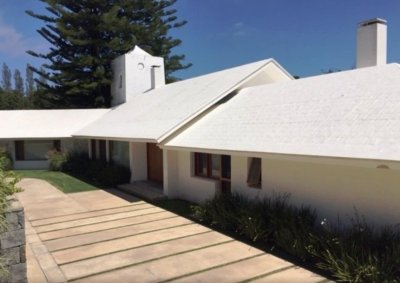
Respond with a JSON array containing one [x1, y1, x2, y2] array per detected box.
[[0, 0, 399, 81]]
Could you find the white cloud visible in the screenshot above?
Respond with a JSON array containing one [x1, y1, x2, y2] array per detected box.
[[234, 22, 244, 29], [0, 17, 48, 58], [233, 22, 246, 38]]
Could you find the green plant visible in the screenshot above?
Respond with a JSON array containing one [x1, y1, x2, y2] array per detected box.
[[62, 152, 91, 174], [192, 192, 400, 282], [97, 165, 131, 186], [61, 152, 130, 187], [47, 150, 69, 171], [308, 216, 400, 282], [0, 148, 12, 171]]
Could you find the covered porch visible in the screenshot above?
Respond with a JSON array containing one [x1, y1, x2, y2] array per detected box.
[[88, 139, 166, 197]]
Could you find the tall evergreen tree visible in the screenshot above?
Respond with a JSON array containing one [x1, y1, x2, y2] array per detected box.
[[1, 63, 12, 92], [25, 64, 36, 97], [13, 69, 24, 95], [26, 0, 191, 108]]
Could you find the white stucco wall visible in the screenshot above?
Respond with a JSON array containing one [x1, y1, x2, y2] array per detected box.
[[232, 155, 400, 226], [166, 150, 400, 226], [14, 160, 49, 170], [111, 48, 165, 107], [130, 142, 147, 182], [165, 150, 218, 203], [110, 55, 126, 106]]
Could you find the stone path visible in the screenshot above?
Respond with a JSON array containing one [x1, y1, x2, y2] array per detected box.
[[16, 178, 331, 283]]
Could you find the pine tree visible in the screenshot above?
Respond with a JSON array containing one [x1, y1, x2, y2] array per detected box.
[[1, 63, 12, 92], [26, 0, 191, 108], [25, 64, 35, 97], [13, 69, 24, 95], [31, 67, 53, 109]]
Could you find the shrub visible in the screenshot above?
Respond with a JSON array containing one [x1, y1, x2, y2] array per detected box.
[[0, 148, 12, 171], [308, 216, 400, 282], [47, 150, 69, 171], [62, 152, 130, 187], [62, 152, 91, 174], [192, 193, 400, 282], [98, 165, 131, 186]]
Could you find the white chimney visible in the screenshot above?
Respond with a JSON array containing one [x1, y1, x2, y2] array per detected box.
[[356, 18, 387, 68], [111, 46, 165, 106]]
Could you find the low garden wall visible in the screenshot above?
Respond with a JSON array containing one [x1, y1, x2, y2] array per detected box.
[[0, 196, 26, 283]]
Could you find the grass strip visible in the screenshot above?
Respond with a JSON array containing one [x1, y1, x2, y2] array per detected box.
[[15, 170, 100, 193]]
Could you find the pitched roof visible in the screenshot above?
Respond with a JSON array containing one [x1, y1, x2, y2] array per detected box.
[[0, 109, 109, 139], [164, 64, 400, 162], [74, 59, 290, 142]]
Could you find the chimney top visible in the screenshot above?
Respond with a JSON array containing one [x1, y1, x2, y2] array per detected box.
[[358, 18, 387, 27], [356, 18, 387, 69]]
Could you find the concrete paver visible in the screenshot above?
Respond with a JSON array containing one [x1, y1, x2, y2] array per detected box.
[[60, 231, 229, 280], [52, 223, 212, 265], [169, 254, 294, 283], [248, 266, 327, 283], [35, 206, 164, 233], [68, 188, 140, 210], [31, 202, 149, 226], [44, 216, 192, 252], [16, 178, 329, 283], [39, 210, 176, 241], [73, 241, 264, 283], [17, 179, 87, 220], [26, 242, 47, 283]]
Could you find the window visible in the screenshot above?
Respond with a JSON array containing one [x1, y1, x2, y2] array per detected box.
[[194, 153, 231, 194], [110, 141, 130, 167], [247, 157, 261, 188], [195, 153, 221, 179], [90, 139, 107, 161], [98, 140, 107, 161], [53, 140, 61, 151], [15, 141, 24, 161], [15, 140, 60, 161]]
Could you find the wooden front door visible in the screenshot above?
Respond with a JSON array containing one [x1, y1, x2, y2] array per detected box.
[[147, 143, 163, 183]]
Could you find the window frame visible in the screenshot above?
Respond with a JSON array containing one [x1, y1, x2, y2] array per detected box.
[[194, 153, 231, 179], [14, 139, 61, 161], [247, 157, 262, 188]]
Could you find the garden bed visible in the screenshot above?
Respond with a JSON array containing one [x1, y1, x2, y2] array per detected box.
[[191, 193, 400, 282]]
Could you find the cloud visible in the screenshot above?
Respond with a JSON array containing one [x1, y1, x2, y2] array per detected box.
[[233, 22, 246, 38], [234, 22, 244, 29], [0, 18, 47, 58]]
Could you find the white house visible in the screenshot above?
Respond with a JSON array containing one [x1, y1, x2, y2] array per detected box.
[[0, 109, 108, 169], [1, 18, 398, 225], [162, 18, 400, 225], [74, 49, 293, 184]]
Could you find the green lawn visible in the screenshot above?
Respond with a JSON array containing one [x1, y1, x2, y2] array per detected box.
[[14, 170, 100, 194]]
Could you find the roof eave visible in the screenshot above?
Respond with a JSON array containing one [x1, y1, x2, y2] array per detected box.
[[161, 145, 400, 169]]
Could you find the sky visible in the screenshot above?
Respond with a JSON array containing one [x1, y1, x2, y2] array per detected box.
[[0, 0, 399, 81]]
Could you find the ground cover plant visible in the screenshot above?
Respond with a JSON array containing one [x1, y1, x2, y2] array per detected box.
[[192, 193, 400, 283]]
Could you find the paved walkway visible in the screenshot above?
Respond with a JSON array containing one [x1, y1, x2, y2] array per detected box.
[[16, 178, 330, 283]]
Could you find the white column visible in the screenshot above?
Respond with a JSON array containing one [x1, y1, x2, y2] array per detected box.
[[163, 149, 168, 196]]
